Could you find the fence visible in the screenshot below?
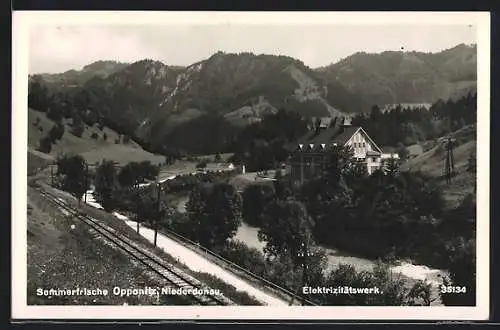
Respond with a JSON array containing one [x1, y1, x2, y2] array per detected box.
[[150, 224, 318, 306]]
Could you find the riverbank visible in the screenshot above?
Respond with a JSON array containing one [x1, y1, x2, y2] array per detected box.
[[159, 185, 448, 287]]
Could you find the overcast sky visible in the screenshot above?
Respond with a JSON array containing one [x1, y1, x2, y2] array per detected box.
[[29, 24, 476, 74]]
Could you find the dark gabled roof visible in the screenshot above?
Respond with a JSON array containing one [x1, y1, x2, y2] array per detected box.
[[288, 124, 384, 153], [300, 126, 361, 146], [284, 130, 317, 152], [327, 126, 361, 145]]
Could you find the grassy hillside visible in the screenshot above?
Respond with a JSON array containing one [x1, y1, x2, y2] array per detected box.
[[28, 108, 164, 166], [27, 147, 54, 176], [400, 125, 476, 207]]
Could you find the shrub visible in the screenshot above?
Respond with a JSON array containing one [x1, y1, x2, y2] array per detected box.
[[38, 137, 52, 153], [48, 124, 65, 142], [71, 124, 84, 138], [196, 161, 207, 169], [91, 132, 99, 140]]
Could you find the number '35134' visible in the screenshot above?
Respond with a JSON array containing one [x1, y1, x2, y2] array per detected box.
[[440, 285, 467, 294]]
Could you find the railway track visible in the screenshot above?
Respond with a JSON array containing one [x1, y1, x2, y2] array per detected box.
[[39, 189, 235, 306]]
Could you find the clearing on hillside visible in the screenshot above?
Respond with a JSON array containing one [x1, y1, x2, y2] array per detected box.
[[400, 125, 477, 207], [28, 108, 164, 166]]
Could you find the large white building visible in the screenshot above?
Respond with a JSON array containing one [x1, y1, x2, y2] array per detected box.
[[287, 117, 399, 184]]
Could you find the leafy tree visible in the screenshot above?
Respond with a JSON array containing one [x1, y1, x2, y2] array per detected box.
[[117, 161, 141, 187], [56, 154, 87, 202], [38, 137, 52, 154], [321, 262, 408, 306], [406, 280, 435, 306], [196, 161, 208, 169], [384, 157, 400, 178], [466, 152, 476, 174], [186, 182, 242, 248], [369, 105, 382, 122], [47, 105, 64, 122], [94, 160, 119, 211], [71, 125, 84, 138], [440, 237, 476, 306], [241, 183, 275, 226], [258, 199, 315, 265], [273, 169, 290, 200], [396, 145, 409, 160], [48, 124, 65, 143], [117, 163, 136, 187], [131, 185, 168, 224], [28, 78, 50, 111]]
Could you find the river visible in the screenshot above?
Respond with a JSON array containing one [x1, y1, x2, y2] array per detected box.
[[148, 191, 446, 286], [89, 168, 446, 290]]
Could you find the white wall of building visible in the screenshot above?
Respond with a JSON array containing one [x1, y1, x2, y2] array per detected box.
[[345, 129, 377, 159]]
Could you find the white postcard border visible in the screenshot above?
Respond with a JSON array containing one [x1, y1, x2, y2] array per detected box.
[[12, 11, 491, 320]]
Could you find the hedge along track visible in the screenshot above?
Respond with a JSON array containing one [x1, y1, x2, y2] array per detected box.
[[38, 189, 235, 306]]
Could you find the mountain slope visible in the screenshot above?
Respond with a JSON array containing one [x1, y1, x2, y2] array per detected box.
[[28, 108, 165, 167], [29, 44, 477, 155], [400, 124, 476, 208], [34, 61, 130, 90], [316, 43, 477, 107]]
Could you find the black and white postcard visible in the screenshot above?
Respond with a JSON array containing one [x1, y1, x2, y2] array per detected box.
[[12, 11, 490, 320]]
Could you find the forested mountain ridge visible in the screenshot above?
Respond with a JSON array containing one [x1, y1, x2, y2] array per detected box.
[[316, 43, 477, 107], [28, 44, 476, 155]]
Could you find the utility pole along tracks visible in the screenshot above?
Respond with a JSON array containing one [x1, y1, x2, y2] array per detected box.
[[39, 189, 235, 306]]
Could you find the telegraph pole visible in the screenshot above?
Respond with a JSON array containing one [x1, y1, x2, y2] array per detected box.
[[84, 163, 89, 204], [154, 181, 161, 247]]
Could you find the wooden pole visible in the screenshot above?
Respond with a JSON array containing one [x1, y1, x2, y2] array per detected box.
[[154, 182, 160, 247], [84, 163, 88, 204]]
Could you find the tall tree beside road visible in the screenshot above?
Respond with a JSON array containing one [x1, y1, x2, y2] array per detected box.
[[94, 160, 119, 212], [258, 199, 315, 265], [56, 154, 87, 203], [241, 183, 275, 226], [186, 182, 242, 249]]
